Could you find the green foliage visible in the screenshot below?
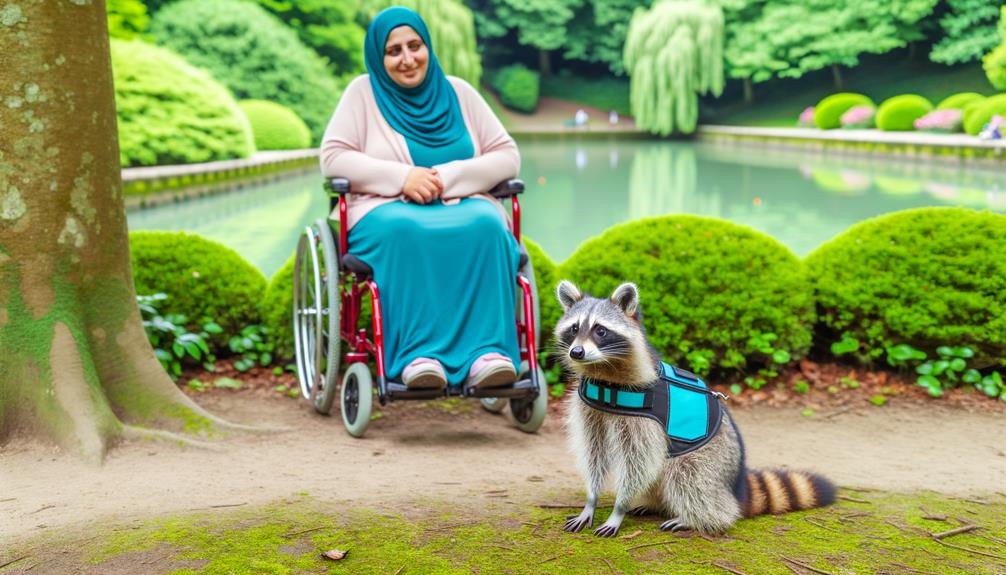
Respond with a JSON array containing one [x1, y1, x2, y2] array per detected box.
[[107, 0, 149, 39], [228, 325, 276, 371], [562, 0, 652, 75], [359, 0, 482, 87], [254, 0, 366, 77], [130, 231, 267, 344], [137, 293, 220, 380], [624, 0, 725, 135], [150, 0, 342, 141], [490, 64, 540, 113], [560, 216, 815, 375], [238, 100, 312, 151], [886, 343, 1005, 401], [813, 93, 874, 129], [875, 94, 933, 131], [983, 8, 1006, 90], [962, 93, 1006, 134], [930, 0, 1003, 65], [935, 91, 984, 110], [539, 73, 631, 116], [259, 254, 296, 362], [466, 0, 584, 55], [522, 237, 560, 344], [806, 208, 1006, 367], [111, 39, 254, 167]]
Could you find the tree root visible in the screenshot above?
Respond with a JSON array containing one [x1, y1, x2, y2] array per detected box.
[[121, 425, 222, 451]]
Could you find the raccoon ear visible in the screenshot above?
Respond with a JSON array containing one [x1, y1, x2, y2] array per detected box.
[[610, 282, 639, 318], [556, 280, 583, 311]]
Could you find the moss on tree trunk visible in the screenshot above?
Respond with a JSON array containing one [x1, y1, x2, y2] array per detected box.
[[0, 0, 228, 462]]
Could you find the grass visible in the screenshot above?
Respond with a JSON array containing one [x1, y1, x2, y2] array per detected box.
[[10, 490, 1006, 574], [710, 60, 998, 128], [539, 73, 631, 117]]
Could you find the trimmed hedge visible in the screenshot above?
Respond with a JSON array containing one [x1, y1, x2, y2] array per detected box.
[[522, 237, 560, 343], [806, 208, 1006, 366], [560, 216, 815, 375], [963, 93, 1006, 135], [151, 0, 342, 141], [491, 64, 540, 114], [260, 254, 296, 361], [130, 231, 267, 343], [814, 93, 874, 130], [876, 95, 933, 131], [936, 92, 984, 110], [239, 100, 312, 151], [111, 39, 254, 167]]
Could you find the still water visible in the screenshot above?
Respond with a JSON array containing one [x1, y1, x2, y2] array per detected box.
[[127, 139, 1006, 277]]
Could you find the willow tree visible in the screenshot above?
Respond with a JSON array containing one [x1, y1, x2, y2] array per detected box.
[[359, 0, 482, 87], [623, 0, 724, 136], [1, 0, 238, 463]]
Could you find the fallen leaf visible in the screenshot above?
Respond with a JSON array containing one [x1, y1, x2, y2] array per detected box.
[[321, 549, 348, 561]]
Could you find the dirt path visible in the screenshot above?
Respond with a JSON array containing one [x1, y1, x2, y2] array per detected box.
[[3, 390, 1005, 544]]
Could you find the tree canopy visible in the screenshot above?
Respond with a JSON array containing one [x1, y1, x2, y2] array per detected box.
[[255, 0, 367, 78], [624, 0, 724, 135], [930, 0, 1004, 65]]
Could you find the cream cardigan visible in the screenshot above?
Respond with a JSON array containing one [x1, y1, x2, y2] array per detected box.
[[319, 74, 521, 230]]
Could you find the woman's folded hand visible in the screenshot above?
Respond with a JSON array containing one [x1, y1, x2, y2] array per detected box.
[[402, 167, 444, 204]]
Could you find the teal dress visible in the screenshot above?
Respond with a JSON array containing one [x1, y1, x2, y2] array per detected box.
[[349, 199, 521, 385]]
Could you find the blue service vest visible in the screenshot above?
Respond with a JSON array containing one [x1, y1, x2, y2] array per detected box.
[[578, 362, 724, 457]]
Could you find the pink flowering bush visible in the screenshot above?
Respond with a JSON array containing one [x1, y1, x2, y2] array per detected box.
[[840, 105, 876, 129], [797, 106, 815, 127], [914, 109, 963, 133]]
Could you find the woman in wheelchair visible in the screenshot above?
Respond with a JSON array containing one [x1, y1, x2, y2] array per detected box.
[[320, 7, 522, 392]]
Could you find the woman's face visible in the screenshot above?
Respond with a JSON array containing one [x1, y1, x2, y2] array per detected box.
[[384, 26, 428, 89]]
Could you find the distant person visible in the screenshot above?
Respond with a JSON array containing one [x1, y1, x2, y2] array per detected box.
[[575, 108, 588, 129], [609, 110, 619, 126], [979, 115, 1003, 141]]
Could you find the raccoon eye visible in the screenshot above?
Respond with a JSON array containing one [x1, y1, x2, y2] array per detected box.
[[569, 324, 578, 335], [595, 326, 607, 337]]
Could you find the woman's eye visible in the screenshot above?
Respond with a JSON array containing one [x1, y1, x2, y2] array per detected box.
[[595, 326, 607, 337]]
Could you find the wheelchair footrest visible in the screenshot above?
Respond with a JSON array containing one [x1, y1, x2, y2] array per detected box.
[[383, 379, 539, 400], [385, 382, 447, 399], [465, 378, 537, 398]]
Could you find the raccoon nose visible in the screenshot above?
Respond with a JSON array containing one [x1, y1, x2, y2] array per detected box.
[[569, 346, 585, 360]]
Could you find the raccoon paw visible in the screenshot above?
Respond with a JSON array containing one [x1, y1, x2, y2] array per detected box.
[[659, 518, 691, 532], [563, 511, 594, 533], [593, 521, 621, 538], [629, 506, 654, 516]]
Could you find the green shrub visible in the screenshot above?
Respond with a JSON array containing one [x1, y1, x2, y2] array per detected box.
[[106, 0, 148, 39], [560, 216, 815, 375], [239, 100, 312, 151], [150, 0, 342, 141], [130, 231, 267, 344], [491, 64, 540, 114], [936, 92, 984, 110], [253, 0, 366, 78], [522, 237, 560, 345], [806, 208, 1006, 366], [962, 93, 1006, 135], [111, 39, 254, 167], [875, 95, 933, 131], [813, 93, 874, 130], [260, 254, 296, 361]]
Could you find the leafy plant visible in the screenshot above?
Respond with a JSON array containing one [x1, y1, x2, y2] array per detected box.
[[228, 325, 276, 372], [886, 343, 1005, 400], [742, 332, 792, 390], [138, 293, 220, 380]]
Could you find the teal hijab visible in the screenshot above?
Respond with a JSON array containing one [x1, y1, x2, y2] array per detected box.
[[364, 7, 473, 168]]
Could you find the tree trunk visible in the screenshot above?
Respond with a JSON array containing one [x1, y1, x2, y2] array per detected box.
[[907, 41, 916, 62], [831, 64, 844, 91], [743, 77, 754, 104], [538, 49, 552, 77], [0, 0, 232, 463]]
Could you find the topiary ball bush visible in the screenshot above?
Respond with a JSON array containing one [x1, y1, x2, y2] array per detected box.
[[260, 253, 296, 361], [130, 231, 267, 344], [560, 216, 815, 375], [876, 95, 934, 131], [151, 0, 342, 141], [491, 64, 540, 114], [111, 39, 254, 167], [814, 93, 874, 130], [936, 92, 984, 111], [806, 208, 1006, 366], [963, 94, 1006, 135], [239, 100, 312, 151], [522, 237, 560, 343]]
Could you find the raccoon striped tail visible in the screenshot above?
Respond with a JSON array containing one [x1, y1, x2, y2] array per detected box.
[[742, 469, 836, 517]]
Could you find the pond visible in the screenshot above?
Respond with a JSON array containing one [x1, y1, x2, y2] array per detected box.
[[127, 139, 1006, 277]]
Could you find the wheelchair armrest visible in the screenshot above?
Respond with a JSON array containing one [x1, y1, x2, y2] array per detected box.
[[325, 178, 350, 213], [489, 178, 524, 199]]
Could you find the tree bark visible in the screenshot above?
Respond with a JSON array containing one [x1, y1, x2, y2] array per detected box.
[[538, 49, 552, 77], [0, 0, 231, 463], [831, 64, 844, 91], [743, 77, 754, 104]]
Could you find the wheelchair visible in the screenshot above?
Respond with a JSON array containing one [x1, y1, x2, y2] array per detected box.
[[292, 177, 547, 437]]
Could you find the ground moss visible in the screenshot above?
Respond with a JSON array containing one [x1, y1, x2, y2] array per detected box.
[[17, 491, 996, 575]]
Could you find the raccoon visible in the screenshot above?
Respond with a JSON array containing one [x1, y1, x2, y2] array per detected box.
[[555, 279, 835, 536]]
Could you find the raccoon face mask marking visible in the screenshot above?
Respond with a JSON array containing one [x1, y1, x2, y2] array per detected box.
[[554, 281, 642, 367]]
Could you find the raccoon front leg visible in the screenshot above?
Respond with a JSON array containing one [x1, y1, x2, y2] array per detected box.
[[595, 419, 665, 537], [564, 405, 608, 533]]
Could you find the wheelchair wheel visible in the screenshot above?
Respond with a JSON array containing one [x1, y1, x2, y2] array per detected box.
[[480, 397, 507, 413], [508, 361, 548, 433], [340, 362, 373, 438], [292, 219, 341, 415]]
